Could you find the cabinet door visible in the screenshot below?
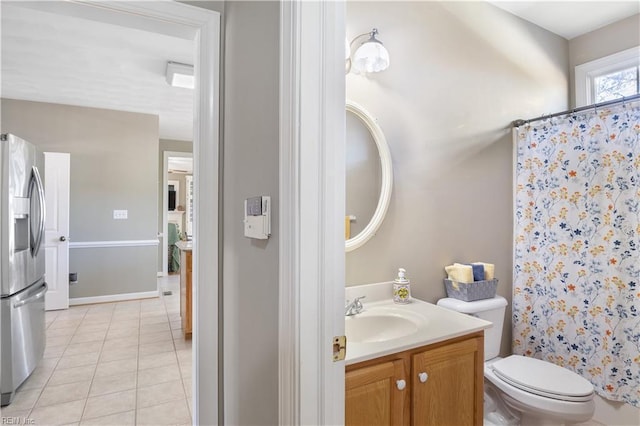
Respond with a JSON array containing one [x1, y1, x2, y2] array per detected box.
[[346, 360, 407, 426], [411, 337, 483, 426], [180, 250, 192, 338]]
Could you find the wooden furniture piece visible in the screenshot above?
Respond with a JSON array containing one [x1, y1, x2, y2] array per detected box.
[[346, 359, 407, 426], [345, 332, 484, 426], [176, 241, 192, 338]]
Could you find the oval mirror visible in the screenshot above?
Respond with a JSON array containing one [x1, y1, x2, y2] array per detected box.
[[345, 100, 393, 252]]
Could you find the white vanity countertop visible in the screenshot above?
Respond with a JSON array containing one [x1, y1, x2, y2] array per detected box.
[[175, 240, 192, 251], [345, 283, 492, 365]]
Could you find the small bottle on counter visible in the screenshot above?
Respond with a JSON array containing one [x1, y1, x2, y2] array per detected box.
[[393, 268, 411, 304]]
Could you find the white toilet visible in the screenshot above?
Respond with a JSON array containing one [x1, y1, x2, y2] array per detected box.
[[437, 295, 595, 426]]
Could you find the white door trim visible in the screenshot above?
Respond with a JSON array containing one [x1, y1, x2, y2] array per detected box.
[[279, 1, 346, 424], [10, 2, 221, 424], [191, 8, 221, 425], [162, 150, 193, 277]]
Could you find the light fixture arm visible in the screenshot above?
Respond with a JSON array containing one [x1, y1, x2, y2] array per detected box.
[[348, 29, 378, 50]]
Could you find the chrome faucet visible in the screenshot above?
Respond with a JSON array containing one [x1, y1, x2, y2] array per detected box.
[[345, 296, 366, 316]]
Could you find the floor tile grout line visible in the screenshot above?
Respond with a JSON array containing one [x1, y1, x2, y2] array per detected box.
[[26, 306, 89, 418], [20, 276, 189, 425], [77, 298, 141, 425], [136, 289, 172, 421], [162, 278, 193, 423], [135, 298, 142, 425], [78, 307, 111, 423]]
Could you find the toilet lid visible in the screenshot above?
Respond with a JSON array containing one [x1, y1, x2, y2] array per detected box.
[[491, 356, 594, 402]]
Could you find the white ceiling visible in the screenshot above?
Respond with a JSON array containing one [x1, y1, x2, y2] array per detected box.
[[1, 3, 194, 141], [489, 1, 639, 40], [1, 2, 638, 143]]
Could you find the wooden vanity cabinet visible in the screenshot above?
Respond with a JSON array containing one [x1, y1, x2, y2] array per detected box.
[[346, 332, 483, 426], [412, 336, 484, 425], [179, 247, 192, 338], [346, 359, 408, 426]]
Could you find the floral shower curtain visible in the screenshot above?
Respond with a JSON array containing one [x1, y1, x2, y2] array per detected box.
[[512, 98, 640, 407]]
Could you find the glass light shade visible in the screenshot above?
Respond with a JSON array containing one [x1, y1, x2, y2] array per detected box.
[[352, 40, 390, 73]]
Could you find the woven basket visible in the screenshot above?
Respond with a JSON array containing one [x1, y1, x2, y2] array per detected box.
[[444, 278, 498, 301]]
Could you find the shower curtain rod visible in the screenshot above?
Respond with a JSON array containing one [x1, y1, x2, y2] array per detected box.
[[512, 93, 640, 127]]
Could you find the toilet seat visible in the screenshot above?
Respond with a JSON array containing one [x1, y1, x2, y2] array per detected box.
[[491, 355, 593, 402], [484, 359, 595, 423]]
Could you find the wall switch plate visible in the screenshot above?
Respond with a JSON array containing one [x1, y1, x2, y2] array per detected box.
[[244, 196, 271, 239], [113, 209, 128, 220]]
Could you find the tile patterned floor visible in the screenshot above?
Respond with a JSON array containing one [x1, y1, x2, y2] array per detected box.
[[0, 275, 192, 426]]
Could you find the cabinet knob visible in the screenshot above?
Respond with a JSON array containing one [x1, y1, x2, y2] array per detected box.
[[418, 372, 428, 383], [396, 379, 406, 391], [59, 236, 67, 242]]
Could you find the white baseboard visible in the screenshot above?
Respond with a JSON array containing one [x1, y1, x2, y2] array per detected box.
[[69, 290, 159, 306]]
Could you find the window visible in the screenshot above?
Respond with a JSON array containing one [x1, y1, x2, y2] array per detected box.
[[593, 66, 639, 102], [575, 46, 640, 107]]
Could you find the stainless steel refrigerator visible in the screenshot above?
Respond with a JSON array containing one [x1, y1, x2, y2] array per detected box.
[[0, 133, 48, 406]]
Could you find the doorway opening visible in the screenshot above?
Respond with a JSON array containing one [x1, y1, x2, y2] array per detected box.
[[0, 2, 220, 424], [162, 152, 194, 279]]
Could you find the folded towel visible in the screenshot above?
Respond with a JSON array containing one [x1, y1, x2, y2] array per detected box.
[[469, 263, 485, 281], [472, 262, 495, 280], [445, 263, 474, 283]]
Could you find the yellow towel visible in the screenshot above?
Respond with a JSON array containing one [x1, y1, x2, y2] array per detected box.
[[445, 263, 474, 283], [472, 262, 495, 280]]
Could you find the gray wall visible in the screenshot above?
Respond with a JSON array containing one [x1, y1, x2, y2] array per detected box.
[[183, 2, 280, 424], [183, 2, 279, 425], [345, 1, 569, 357], [221, 1, 279, 425], [1, 98, 158, 298], [568, 14, 640, 107]]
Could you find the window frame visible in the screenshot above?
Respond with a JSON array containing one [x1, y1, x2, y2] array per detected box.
[[575, 46, 640, 107], [185, 175, 193, 236]]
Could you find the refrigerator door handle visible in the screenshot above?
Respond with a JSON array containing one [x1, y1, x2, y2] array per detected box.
[[12, 282, 48, 309], [29, 166, 46, 258]]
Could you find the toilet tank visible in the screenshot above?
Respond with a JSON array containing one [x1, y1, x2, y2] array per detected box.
[[437, 296, 508, 361]]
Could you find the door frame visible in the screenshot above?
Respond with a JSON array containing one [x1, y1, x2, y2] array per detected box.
[[279, 1, 346, 424], [9, 1, 221, 424], [162, 150, 193, 277]]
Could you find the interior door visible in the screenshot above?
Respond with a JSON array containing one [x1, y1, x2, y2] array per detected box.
[[43, 152, 70, 311]]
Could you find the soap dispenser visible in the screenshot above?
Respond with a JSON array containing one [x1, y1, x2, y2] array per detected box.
[[393, 268, 411, 304]]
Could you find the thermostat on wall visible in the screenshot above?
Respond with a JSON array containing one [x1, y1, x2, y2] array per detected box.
[[244, 196, 271, 239]]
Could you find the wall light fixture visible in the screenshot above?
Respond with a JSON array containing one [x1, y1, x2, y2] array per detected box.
[[346, 28, 390, 74]]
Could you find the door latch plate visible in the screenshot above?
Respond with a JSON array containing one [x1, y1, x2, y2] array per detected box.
[[333, 335, 346, 362]]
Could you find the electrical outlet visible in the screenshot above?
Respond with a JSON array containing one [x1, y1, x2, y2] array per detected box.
[[113, 210, 128, 220]]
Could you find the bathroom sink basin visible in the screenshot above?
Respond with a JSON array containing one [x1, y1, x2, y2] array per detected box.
[[345, 310, 421, 343], [343, 289, 493, 364]]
